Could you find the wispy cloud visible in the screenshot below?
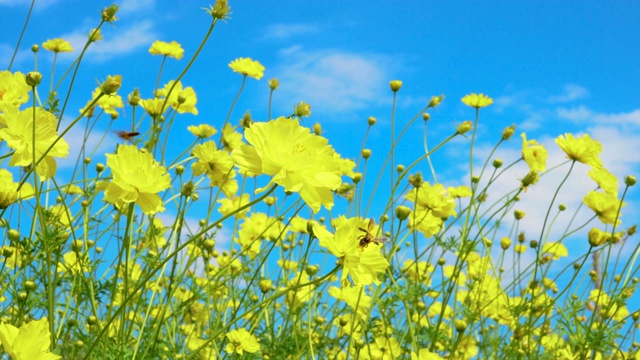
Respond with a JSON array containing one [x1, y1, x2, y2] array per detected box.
[[557, 106, 640, 127], [119, 0, 155, 15], [262, 23, 319, 40], [63, 20, 157, 62], [273, 46, 391, 117], [547, 84, 589, 103]]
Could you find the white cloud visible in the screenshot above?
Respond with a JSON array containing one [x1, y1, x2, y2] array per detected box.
[[547, 84, 589, 103], [273, 46, 391, 116], [63, 20, 156, 62], [262, 23, 319, 40], [556, 105, 592, 121], [119, 0, 155, 15]]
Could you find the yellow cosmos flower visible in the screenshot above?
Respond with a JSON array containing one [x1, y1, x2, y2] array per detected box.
[[521, 132, 547, 173], [232, 117, 344, 213], [588, 167, 618, 197], [139, 98, 169, 117], [191, 141, 238, 197], [541, 241, 568, 260], [312, 217, 389, 286], [148, 40, 184, 60], [412, 349, 446, 360], [329, 285, 372, 320], [583, 191, 625, 225], [156, 80, 198, 115], [42, 38, 73, 53], [461, 93, 493, 108], [220, 123, 243, 152], [0, 318, 61, 360], [0, 106, 69, 180], [0, 169, 19, 209], [217, 193, 250, 218], [228, 57, 265, 80], [0, 71, 31, 112], [80, 87, 124, 117], [103, 144, 171, 214], [225, 328, 261, 355], [187, 124, 217, 138], [555, 133, 603, 168]]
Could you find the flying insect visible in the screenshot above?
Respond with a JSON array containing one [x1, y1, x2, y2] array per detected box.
[[358, 218, 390, 249], [116, 131, 140, 141]]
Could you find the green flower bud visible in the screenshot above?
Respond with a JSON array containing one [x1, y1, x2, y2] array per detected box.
[[456, 121, 473, 135], [625, 175, 636, 186], [428, 95, 444, 107], [367, 116, 376, 126], [25, 71, 43, 87], [100, 74, 122, 95], [502, 125, 516, 140], [389, 80, 402, 92], [395, 205, 411, 221], [268, 78, 279, 90]]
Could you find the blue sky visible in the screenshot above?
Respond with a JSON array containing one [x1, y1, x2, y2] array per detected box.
[[3, 1, 640, 286]]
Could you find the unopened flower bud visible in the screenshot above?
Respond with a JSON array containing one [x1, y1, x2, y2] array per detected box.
[[529, 240, 538, 249], [367, 116, 376, 126], [502, 125, 516, 140], [31, 44, 39, 53], [423, 113, 430, 121], [259, 279, 273, 293], [208, 0, 230, 19], [559, 204, 566, 211], [351, 173, 362, 184], [96, 163, 105, 173], [396, 165, 404, 173], [456, 121, 473, 135], [361, 149, 372, 159], [500, 237, 511, 250], [203, 239, 215, 251], [237, 111, 251, 129], [312, 122, 322, 135], [454, 320, 467, 333], [180, 181, 196, 197], [293, 101, 311, 118], [175, 165, 185, 175], [521, 171, 539, 189], [100, 74, 122, 95], [628, 225, 637, 236], [389, 80, 402, 92], [8, 229, 20, 242], [428, 95, 444, 107], [24, 280, 37, 292], [625, 175, 636, 186], [102, 4, 119, 22], [493, 159, 503, 168], [408, 172, 423, 188], [471, 176, 480, 184], [305, 265, 319, 276], [71, 240, 83, 252], [437, 257, 446, 266], [25, 71, 42, 87], [396, 206, 411, 221], [514, 210, 525, 220], [268, 78, 279, 90]]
